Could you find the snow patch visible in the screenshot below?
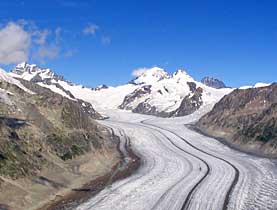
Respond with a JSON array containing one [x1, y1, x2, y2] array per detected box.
[[0, 68, 34, 94]]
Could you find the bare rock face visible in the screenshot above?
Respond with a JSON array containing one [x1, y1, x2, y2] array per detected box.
[[173, 82, 203, 116], [196, 83, 277, 156], [132, 100, 171, 117], [93, 84, 109, 91], [119, 85, 152, 110], [201, 76, 227, 89]]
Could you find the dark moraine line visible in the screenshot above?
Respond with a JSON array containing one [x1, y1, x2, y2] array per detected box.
[[137, 123, 210, 210], [79, 126, 144, 210], [141, 120, 239, 210], [107, 119, 210, 210]]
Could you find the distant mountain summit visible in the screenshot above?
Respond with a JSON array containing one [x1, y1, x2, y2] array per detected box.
[[129, 67, 169, 85], [10, 62, 65, 83], [8, 62, 102, 119], [201, 76, 227, 89]]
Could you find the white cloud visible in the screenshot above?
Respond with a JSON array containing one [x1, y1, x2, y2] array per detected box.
[[83, 23, 99, 35], [64, 49, 77, 58], [132, 67, 148, 77], [35, 45, 60, 63], [0, 20, 77, 65], [55, 27, 62, 43], [101, 36, 111, 45], [0, 22, 31, 64], [33, 29, 50, 45]]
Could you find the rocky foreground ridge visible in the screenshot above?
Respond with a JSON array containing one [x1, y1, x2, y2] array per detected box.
[[0, 68, 121, 210]]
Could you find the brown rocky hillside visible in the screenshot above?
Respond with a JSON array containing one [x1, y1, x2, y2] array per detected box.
[[0, 78, 120, 209], [196, 83, 277, 156]]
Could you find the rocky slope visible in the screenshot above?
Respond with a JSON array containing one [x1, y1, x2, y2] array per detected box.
[[0, 68, 120, 209], [201, 76, 227, 89], [196, 83, 277, 156]]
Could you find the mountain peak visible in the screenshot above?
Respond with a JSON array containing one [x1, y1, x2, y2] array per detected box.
[[131, 67, 169, 85], [173, 69, 187, 75], [16, 61, 27, 68], [201, 76, 227, 89], [172, 69, 194, 81], [10, 62, 64, 82]]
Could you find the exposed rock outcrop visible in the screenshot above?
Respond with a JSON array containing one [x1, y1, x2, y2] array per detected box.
[[173, 82, 203, 116], [132, 100, 171, 117], [94, 84, 109, 91], [201, 76, 227, 89], [119, 85, 152, 110]]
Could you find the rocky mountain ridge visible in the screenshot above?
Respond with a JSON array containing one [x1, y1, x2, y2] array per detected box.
[[201, 76, 227, 89], [196, 83, 277, 156]]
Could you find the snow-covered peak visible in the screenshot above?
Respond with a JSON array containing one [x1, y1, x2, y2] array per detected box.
[[171, 69, 194, 82], [131, 67, 169, 85], [16, 61, 27, 68], [9, 62, 63, 82]]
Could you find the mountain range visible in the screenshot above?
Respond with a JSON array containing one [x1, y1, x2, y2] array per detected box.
[[8, 62, 232, 117]]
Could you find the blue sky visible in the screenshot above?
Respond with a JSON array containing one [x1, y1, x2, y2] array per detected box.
[[0, 0, 276, 87]]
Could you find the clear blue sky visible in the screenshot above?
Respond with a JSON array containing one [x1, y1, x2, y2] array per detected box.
[[0, 0, 276, 87]]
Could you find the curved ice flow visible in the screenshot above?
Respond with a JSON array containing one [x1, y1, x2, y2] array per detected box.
[[77, 112, 277, 210]]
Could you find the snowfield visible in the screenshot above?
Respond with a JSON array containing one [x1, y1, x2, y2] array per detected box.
[[77, 109, 277, 210]]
